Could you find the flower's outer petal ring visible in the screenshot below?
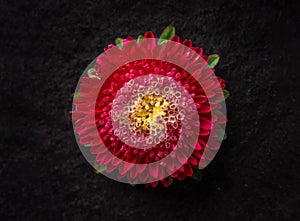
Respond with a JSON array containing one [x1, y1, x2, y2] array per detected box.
[[72, 38, 227, 184]]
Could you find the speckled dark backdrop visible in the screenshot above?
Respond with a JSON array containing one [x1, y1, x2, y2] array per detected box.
[[0, 0, 299, 220]]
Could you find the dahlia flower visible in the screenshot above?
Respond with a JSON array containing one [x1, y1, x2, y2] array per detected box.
[[72, 26, 228, 187]]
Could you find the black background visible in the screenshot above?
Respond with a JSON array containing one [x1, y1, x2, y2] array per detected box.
[[1, 0, 299, 220]]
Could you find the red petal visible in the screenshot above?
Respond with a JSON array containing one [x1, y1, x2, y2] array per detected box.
[[119, 162, 134, 175], [144, 31, 155, 38], [183, 39, 192, 48], [130, 166, 138, 180], [150, 181, 159, 188], [184, 164, 193, 177], [161, 178, 170, 188], [188, 156, 198, 166], [149, 164, 159, 178], [170, 35, 180, 42], [136, 164, 147, 173]]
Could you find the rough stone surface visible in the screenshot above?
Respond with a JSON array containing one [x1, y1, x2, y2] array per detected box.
[[0, 0, 299, 220]]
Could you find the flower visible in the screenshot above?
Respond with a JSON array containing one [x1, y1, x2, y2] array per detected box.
[[72, 26, 228, 187]]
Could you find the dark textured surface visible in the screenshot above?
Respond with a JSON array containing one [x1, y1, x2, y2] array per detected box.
[[1, 0, 299, 220]]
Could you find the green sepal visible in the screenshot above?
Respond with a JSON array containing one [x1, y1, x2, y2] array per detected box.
[[94, 164, 107, 174], [127, 175, 138, 187], [115, 37, 123, 49], [158, 25, 175, 45], [87, 68, 101, 80], [88, 68, 96, 74], [73, 93, 82, 99], [191, 168, 202, 181], [223, 89, 230, 99], [215, 89, 230, 103], [169, 177, 173, 186], [223, 132, 227, 140], [216, 130, 227, 141], [137, 35, 144, 44], [208, 54, 220, 68]]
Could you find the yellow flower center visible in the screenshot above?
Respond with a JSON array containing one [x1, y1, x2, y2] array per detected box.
[[129, 94, 170, 135]]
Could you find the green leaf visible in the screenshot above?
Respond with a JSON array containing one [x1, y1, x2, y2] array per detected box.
[[223, 89, 230, 99], [208, 54, 220, 68], [115, 37, 123, 49], [94, 164, 107, 174], [73, 93, 82, 99], [137, 35, 144, 44], [191, 168, 202, 181], [158, 25, 175, 45]]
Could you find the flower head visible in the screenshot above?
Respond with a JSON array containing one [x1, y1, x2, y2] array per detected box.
[[72, 26, 228, 187]]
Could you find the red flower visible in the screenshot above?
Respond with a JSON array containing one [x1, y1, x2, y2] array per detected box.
[[72, 27, 228, 187]]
